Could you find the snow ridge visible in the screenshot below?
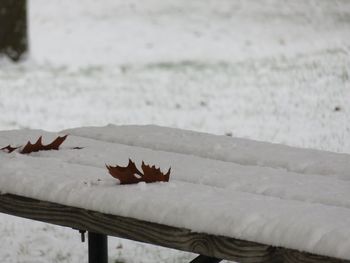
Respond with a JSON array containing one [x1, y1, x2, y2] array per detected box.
[[65, 125, 350, 179]]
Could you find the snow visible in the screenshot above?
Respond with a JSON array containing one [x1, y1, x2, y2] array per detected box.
[[65, 124, 350, 178], [0, 0, 350, 262], [28, 0, 350, 67], [0, 127, 350, 261]]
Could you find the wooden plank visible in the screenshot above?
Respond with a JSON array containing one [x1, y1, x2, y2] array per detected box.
[[283, 249, 350, 263], [0, 194, 348, 263]]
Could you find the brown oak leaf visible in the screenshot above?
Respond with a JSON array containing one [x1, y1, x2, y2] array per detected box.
[[106, 159, 171, 185], [141, 161, 170, 182], [0, 145, 21, 153], [1, 135, 70, 154], [21, 135, 68, 154]]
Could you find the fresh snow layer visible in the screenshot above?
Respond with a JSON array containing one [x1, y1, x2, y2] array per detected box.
[[65, 124, 350, 179], [1, 126, 350, 261]]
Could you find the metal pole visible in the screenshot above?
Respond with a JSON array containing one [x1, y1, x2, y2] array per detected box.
[[190, 255, 222, 263], [88, 232, 108, 263]]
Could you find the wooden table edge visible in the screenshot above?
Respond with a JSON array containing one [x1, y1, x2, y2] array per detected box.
[[0, 193, 348, 263]]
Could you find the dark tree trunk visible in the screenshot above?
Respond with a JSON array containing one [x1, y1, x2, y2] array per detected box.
[[0, 0, 28, 61]]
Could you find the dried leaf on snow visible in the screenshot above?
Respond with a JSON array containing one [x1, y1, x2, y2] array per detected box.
[[106, 159, 171, 184], [0, 145, 21, 153], [21, 135, 68, 154], [1, 135, 71, 154]]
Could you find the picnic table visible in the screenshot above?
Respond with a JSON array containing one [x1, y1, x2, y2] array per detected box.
[[0, 125, 350, 263]]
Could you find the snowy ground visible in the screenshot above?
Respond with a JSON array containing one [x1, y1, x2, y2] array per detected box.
[[0, 0, 349, 262]]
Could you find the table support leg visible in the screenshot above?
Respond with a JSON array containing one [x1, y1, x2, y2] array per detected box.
[[190, 255, 222, 263], [88, 232, 108, 263]]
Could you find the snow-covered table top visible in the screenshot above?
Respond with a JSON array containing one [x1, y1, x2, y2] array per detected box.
[[0, 125, 350, 261]]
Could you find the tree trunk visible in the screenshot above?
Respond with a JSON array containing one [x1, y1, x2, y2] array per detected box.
[[0, 0, 28, 61]]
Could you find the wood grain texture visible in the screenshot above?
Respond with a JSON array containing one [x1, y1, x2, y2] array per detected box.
[[0, 194, 349, 263], [283, 249, 350, 263]]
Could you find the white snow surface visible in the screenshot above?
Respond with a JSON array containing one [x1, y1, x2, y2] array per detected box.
[[65, 124, 350, 179], [1, 126, 350, 261], [1, 0, 350, 262]]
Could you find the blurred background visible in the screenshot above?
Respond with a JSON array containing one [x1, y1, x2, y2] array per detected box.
[[0, 0, 349, 262]]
